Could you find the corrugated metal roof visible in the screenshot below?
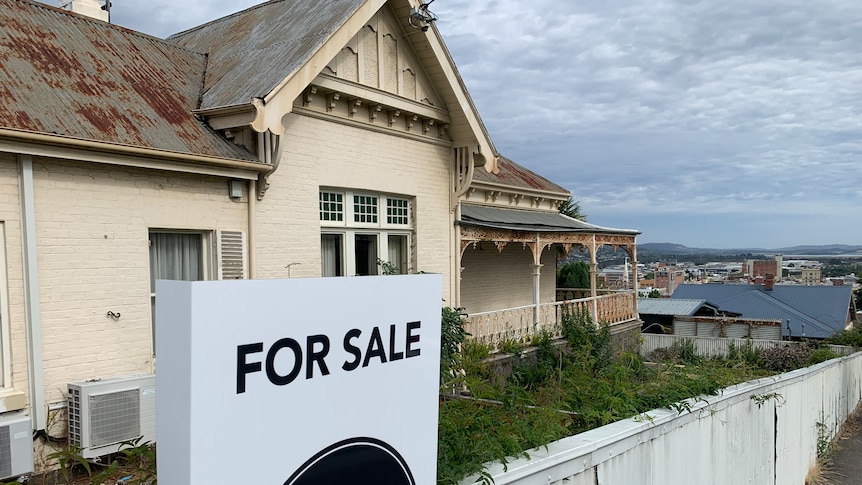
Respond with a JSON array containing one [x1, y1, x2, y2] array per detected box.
[[459, 204, 640, 235], [637, 298, 708, 316], [671, 284, 852, 338], [0, 0, 254, 160], [473, 156, 569, 195], [0, 0, 256, 161], [168, 0, 364, 110]]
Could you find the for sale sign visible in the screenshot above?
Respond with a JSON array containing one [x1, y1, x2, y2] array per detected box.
[[155, 275, 442, 484]]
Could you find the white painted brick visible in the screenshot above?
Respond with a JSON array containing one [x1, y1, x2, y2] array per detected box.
[[255, 114, 454, 301], [25, 159, 247, 403], [460, 242, 557, 314]]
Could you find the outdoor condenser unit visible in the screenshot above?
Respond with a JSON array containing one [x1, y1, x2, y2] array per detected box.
[[0, 412, 34, 480], [67, 374, 156, 459]]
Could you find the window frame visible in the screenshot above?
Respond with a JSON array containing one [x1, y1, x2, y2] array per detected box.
[[148, 229, 214, 350], [0, 223, 11, 390], [319, 189, 414, 277]]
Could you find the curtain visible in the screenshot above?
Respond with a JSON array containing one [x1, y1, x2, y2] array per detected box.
[[149, 233, 203, 290], [321, 234, 343, 277], [388, 235, 408, 274]]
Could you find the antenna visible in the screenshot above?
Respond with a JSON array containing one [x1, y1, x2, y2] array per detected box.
[[100, 0, 111, 22], [409, 0, 438, 32]]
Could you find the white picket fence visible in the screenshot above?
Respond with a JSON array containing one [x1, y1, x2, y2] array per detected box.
[[460, 351, 862, 485]]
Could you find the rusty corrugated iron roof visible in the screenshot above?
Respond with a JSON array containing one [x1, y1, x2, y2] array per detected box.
[[0, 0, 256, 161], [168, 0, 365, 110], [473, 155, 570, 195]]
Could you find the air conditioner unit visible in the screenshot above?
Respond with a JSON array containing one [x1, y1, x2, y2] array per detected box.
[[0, 412, 34, 480], [67, 374, 156, 459]]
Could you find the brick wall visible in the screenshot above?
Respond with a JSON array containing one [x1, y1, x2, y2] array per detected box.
[[30, 159, 248, 404], [460, 242, 557, 314], [254, 113, 454, 301]]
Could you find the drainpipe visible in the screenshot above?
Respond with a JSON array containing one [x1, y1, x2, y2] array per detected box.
[[248, 179, 256, 279], [18, 154, 46, 431]]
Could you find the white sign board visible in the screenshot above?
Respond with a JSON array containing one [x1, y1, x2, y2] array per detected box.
[[155, 275, 442, 484]]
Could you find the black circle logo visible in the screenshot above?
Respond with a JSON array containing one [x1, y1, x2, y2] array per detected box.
[[284, 437, 415, 485]]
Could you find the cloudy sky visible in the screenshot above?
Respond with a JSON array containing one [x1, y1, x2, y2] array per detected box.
[[102, 0, 862, 249]]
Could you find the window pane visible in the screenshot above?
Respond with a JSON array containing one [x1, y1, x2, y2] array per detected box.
[[353, 195, 378, 224], [321, 234, 344, 277], [388, 235, 408, 274], [354, 234, 378, 276], [149, 231, 204, 353], [149, 233, 203, 290], [319, 192, 344, 222], [387, 198, 409, 225]]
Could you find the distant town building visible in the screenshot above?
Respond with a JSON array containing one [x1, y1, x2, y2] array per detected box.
[[655, 263, 685, 295], [744, 258, 781, 281], [801, 268, 822, 286]]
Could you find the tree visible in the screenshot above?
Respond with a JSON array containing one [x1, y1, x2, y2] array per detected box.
[[647, 289, 662, 298], [855, 287, 862, 312], [557, 261, 590, 289], [558, 197, 587, 221]]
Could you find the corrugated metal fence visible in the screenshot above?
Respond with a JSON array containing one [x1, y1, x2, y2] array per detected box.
[[641, 334, 855, 358], [461, 351, 862, 485]]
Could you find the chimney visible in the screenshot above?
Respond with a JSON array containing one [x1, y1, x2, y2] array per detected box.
[[59, 0, 109, 22], [764, 273, 775, 291]]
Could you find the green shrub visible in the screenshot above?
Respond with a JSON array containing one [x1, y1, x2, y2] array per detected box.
[[499, 338, 525, 355], [649, 339, 700, 365], [727, 340, 761, 366], [808, 347, 839, 365], [826, 326, 862, 348], [562, 310, 612, 371], [441, 307, 468, 383]]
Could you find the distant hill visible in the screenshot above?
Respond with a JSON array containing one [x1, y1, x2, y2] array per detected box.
[[772, 244, 862, 254], [637, 243, 862, 257]]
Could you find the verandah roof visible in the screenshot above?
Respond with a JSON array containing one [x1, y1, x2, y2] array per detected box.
[[458, 204, 640, 236]]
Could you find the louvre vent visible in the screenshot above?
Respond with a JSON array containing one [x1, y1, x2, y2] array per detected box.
[[219, 230, 245, 279], [89, 389, 141, 448], [0, 425, 10, 478], [68, 387, 82, 447]]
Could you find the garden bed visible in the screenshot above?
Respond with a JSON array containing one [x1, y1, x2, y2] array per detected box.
[[437, 312, 844, 484]]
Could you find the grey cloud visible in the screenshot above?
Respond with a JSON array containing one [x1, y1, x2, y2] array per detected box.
[[65, 0, 862, 246]]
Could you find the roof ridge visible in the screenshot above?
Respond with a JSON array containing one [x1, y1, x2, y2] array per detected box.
[[167, 0, 283, 40]]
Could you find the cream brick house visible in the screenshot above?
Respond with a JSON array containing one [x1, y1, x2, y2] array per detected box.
[[0, 0, 638, 475]]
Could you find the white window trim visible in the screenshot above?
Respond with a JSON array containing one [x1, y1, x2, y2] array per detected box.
[[319, 189, 414, 277], [321, 229, 413, 276], [0, 223, 12, 390], [320, 189, 412, 230], [148, 229, 215, 353], [148, 229, 215, 291]]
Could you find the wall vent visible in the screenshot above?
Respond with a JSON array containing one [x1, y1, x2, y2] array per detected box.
[[217, 230, 246, 279]]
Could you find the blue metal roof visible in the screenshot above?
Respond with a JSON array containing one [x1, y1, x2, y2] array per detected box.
[[637, 299, 709, 316], [671, 284, 852, 338]]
